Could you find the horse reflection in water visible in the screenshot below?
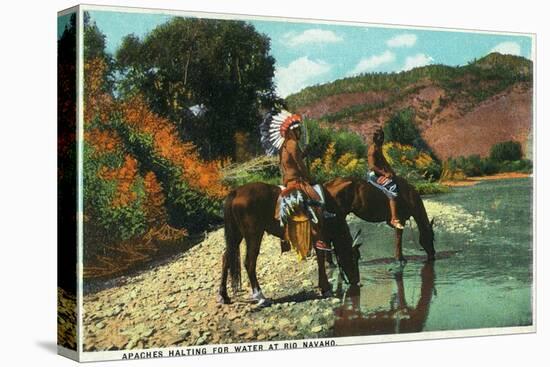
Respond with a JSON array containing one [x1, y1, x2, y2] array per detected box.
[[334, 262, 436, 336]]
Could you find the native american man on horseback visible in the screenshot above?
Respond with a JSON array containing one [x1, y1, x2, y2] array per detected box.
[[367, 127, 405, 230], [260, 110, 334, 259]]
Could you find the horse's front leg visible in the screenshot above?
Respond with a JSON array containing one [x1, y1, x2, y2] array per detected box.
[[325, 251, 337, 268], [315, 248, 332, 297], [394, 228, 406, 265]]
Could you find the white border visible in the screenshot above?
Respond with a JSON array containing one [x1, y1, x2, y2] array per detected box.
[[68, 3, 537, 362], [78, 326, 535, 362]]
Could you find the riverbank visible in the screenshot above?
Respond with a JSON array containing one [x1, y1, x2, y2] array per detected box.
[[73, 175, 530, 351], [82, 229, 342, 351], [440, 171, 531, 187]]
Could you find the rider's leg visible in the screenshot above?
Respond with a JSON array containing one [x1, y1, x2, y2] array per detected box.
[[312, 213, 332, 251], [389, 199, 404, 229]]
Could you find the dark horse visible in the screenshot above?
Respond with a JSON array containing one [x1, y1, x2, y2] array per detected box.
[[218, 182, 361, 305], [324, 176, 436, 263]]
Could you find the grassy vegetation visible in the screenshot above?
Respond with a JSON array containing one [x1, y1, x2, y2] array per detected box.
[[441, 141, 532, 181], [221, 155, 280, 187]]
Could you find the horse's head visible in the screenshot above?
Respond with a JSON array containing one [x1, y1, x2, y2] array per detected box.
[[331, 226, 361, 288], [419, 218, 436, 261]]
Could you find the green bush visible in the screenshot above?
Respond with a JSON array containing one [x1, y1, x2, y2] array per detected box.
[[303, 119, 367, 160], [383, 142, 442, 181], [82, 144, 148, 257], [414, 182, 450, 195], [383, 108, 433, 154], [445, 150, 531, 179], [490, 140, 523, 162], [498, 159, 532, 173]]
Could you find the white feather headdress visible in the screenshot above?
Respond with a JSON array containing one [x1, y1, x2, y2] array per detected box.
[[260, 110, 302, 155]]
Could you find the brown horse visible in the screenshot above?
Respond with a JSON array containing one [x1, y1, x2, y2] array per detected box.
[[324, 176, 435, 263], [218, 182, 361, 305]]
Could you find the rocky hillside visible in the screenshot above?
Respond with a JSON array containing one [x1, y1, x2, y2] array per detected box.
[[287, 53, 533, 160]]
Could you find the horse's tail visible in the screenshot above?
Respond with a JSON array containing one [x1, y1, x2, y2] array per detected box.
[[224, 190, 242, 294]]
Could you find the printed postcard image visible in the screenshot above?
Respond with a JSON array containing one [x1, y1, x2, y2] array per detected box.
[[57, 4, 535, 362]]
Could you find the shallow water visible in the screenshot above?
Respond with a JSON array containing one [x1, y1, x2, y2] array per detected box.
[[334, 178, 533, 336]]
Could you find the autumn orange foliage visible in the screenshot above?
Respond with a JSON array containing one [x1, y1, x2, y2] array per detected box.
[[143, 171, 167, 224], [84, 56, 227, 211], [83, 58, 114, 125], [98, 154, 139, 207], [86, 128, 121, 156], [121, 96, 228, 198]]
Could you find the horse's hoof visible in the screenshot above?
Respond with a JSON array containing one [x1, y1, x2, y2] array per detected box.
[[393, 257, 407, 266], [388, 259, 406, 273], [217, 294, 231, 304], [256, 298, 271, 307], [321, 289, 333, 298], [251, 289, 270, 306]]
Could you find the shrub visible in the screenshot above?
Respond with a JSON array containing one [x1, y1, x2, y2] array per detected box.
[[304, 119, 367, 161], [310, 142, 368, 183], [443, 151, 531, 181], [498, 159, 532, 173], [383, 108, 434, 155], [82, 57, 227, 274], [490, 140, 523, 162], [383, 142, 442, 181]]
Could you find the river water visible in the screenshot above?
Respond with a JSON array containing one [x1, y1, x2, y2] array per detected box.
[[334, 178, 533, 336]]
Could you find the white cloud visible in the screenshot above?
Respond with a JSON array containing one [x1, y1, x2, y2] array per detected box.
[[401, 53, 434, 71], [490, 41, 521, 56], [283, 29, 343, 47], [387, 34, 417, 48], [349, 51, 396, 75], [275, 57, 331, 97]]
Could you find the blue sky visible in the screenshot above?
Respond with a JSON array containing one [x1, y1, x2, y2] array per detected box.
[[84, 10, 532, 97]]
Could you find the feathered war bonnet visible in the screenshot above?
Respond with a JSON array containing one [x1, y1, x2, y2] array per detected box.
[[260, 110, 303, 155]]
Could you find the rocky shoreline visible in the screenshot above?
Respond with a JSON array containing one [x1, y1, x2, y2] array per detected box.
[[82, 229, 343, 351], [441, 172, 531, 187]]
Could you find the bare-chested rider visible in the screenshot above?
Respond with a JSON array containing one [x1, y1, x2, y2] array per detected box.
[[279, 115, 332, 251], [367, 127, 404, 230]]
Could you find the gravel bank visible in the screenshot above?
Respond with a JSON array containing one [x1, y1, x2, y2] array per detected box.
[[82, 228, 342, 351]]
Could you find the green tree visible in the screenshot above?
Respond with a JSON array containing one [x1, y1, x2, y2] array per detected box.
[[383, 108, 429, 151], [490, 140, 523, 162], [116, 17, 278, 159], [83, 12, 115, 92]]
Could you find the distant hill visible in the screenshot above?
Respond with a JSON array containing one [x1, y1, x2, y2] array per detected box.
[[287, 53, 533, 160]]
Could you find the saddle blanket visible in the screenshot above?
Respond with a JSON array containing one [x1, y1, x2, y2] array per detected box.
[[367, 171, 398, 198], [275, 183, 325, 225]]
